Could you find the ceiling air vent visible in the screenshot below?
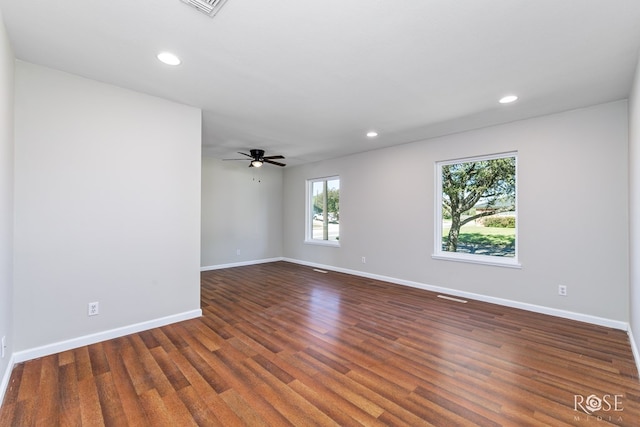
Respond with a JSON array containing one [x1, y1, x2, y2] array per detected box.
[[180, 0, 229, 17]]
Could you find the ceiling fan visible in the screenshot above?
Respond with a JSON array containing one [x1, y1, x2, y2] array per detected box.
[[223, 149, 286, 168]]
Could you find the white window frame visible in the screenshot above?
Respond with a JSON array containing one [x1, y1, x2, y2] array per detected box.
[[305, 176, 340, 247], [433, 152, 520, 268]]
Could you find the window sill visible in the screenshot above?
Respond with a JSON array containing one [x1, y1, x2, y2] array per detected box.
[[432, 253, 521, 269], [304, 239, 340, 248]]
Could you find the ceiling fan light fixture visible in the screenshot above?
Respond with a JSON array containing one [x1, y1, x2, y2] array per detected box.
[[251, 160, 263, 168]]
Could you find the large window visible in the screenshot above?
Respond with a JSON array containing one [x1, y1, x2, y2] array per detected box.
[[306, 176, 340, 246], [434, 152, 519, 267]]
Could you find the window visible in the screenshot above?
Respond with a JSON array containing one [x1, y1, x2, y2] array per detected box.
[[306, 176, 340, 246], [434, 152, 519, 268]]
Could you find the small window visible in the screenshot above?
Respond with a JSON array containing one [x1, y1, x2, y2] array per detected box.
[[306, 176, 340, 246], [434, 152, 519, 267]]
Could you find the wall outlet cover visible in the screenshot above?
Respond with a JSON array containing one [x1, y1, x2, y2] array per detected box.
[[88, 302, 99, 316]]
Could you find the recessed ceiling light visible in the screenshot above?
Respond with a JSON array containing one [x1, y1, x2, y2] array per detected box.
[[366, 131, 378, 138], [157, 52, 181, 66], [499, 95, 518, 104]]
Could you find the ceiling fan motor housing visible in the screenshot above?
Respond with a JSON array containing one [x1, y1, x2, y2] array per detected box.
[[250, 149, 265, 159]]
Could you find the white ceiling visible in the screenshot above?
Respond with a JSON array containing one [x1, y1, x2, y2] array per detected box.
[[2, 0, 640, 166]]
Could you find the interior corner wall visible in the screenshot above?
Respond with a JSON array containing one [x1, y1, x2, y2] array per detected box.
[[0, 8, 15, 398], [13, 61, 202, 352], [201, 158, 283, 268], [283, 100, 629, 323], [629, 53, 640, 360]]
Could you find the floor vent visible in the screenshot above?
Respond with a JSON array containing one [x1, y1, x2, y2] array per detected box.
[[180, 0, 229, 17], [313, 268, 328, 274], [437, 295, 468, 304]]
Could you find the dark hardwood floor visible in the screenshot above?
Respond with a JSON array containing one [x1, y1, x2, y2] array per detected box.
[[1, 261, 639, 426]]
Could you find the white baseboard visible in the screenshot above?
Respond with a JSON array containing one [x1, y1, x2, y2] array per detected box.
[[13, 309, 202, 364], [200, 257, 284, 272], [628, 328, 640, 377], [0, 354, 16, 407], [282, 258, 629, 331]]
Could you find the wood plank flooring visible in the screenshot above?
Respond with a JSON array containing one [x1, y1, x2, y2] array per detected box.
[[1, 261, 639, 426]]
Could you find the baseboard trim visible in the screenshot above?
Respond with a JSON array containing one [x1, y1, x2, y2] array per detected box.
[[282, 258, 629, 331], [628, 328, 640, 377], [13, 309, 202, 364], [200, 257, 284, 271], [0, 354, 16, 407]]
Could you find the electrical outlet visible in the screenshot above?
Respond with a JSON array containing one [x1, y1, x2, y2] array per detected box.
[[1, 336, 5, 358], [88, 302, 99, 316], [361, 256, 366, 264], [236, 249, 241, 256], [558, 285, 567, 296]]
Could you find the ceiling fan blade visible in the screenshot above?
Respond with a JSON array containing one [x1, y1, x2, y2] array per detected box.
[[262, 155, 285, 160], [238, 152, 253, 158], [264, 159, 286, 167], [222, 158, 246, 161]]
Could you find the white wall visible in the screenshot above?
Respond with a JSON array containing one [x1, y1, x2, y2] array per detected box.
[[284, 101, 629, 323], [0, 9, 14, 400], [630, 54, 640, 362], [13, 62, 202, 352], [201, 158, 283, 268]]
